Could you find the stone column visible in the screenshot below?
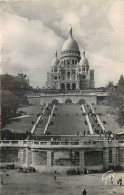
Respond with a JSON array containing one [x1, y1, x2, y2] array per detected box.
[[18, 148, 25, 164], [79, 150, 85, 169], [47, 151, 52, 167], [26, 148, 32, 167], [76, 82, 80, 90], [65, 83, 67, 90], [31, 150, 36, 166], [103, 148, 109, 169]]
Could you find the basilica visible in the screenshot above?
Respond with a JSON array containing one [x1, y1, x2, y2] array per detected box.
[[46, 27, 95, 90]]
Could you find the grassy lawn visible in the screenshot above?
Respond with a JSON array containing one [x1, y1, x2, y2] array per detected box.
[[1, 169, 124, 195], [48, 116, 89, 135], [100, 115, 124, 134], [48, 104, 89, 135], [93, 105, 110, 114], [18, 105, 45, 115], [6, 106, 45, 134], [7, 116, 38, 134]]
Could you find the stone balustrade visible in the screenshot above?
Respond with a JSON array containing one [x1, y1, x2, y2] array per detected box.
[[0, 139, 124, 149]]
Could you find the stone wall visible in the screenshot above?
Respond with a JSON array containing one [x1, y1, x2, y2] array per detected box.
[[27, 94, 97, 105], [85, 151, 103, 166], [118, 149, 124, 167], [32, 151, 47, 166], [0, 148, 18, 163], [53, 149, 79, 166]]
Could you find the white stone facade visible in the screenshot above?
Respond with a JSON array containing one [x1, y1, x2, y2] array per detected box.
[[46, 27, 95, 90]]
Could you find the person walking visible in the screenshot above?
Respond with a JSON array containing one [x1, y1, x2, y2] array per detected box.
[[111, 175, 114, 184], [54, 174, 57, 182], [82, 188, 87, 195], [120, 177, 122, 186], [1, 178, 3, 185]]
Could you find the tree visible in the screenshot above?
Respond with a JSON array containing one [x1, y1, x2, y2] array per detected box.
[[1, 91, 20, 128], [106, 81, 114, 90], [107, 75, 124, 127], [118, 75, 124, 93]]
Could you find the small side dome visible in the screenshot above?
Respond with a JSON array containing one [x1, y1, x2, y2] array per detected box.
[[80, 51, 89, 67], [52, 51, 60, 66]]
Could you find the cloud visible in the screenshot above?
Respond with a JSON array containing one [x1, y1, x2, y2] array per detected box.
[[1, 12, 64, 87], [1, 0, 124, 88]]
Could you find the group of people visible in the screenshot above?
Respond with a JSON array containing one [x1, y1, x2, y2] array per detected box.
[[50, 137, 79, 145]]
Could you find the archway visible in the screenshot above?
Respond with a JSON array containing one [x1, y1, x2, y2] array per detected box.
[[79, 99, 85, 105], [65, 98, 72, 104], [61, 83, 65, 90], [72, 83, 76, 90], [66, 83, 70, 90], [52, 99, 59, 105]]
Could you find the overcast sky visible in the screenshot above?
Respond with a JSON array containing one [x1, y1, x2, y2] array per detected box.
[[1, 0, 124, 88]]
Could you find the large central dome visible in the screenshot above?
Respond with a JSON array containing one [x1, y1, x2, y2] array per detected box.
[[62, 27, 79, 51]]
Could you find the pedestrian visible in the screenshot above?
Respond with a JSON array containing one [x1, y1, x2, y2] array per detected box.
[[120, 177, 122, 186], [111, 175, 114, 184], [1, 179, 3, 185], [54, 174, 57, 181], [82, 188, 87, 195]]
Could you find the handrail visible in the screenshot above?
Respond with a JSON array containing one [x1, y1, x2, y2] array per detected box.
[[0, 139, 124, 146], [44, 104, 55, 134]]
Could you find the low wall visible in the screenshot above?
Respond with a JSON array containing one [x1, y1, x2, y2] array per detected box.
[[27, 94, 97, 105]]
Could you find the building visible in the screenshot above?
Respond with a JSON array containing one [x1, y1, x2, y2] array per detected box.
[[46, 27, 95, 90]]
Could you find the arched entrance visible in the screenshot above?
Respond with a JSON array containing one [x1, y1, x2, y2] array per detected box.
[[79, 99, 85, 105], [61, 83, 65, 90], [52, 99, 59, 105], [66, 83, 70, 90], [72, 83, 76, 90], [65, 98, 72, 104]]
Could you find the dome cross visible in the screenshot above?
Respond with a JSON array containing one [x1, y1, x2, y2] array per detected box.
[[69, 24, 72, 37]]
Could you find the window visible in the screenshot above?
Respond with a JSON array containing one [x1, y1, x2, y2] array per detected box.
[[67, 60, 70, 65], [54, 68, 57, 72], [54, 76, 57, 80], [67, 72, 70, 78], [83, 68, 85, 71]]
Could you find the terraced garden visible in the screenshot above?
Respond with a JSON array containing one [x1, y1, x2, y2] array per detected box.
[[47, 104, 89, 135], [6, 105, 45, 134]]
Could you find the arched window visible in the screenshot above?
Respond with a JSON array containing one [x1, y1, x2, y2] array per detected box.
[[72, 59, 74, 65], [75, 60, 77, 64], [62, 75, 65, 80], [66, 59, 69, 64], [67, 72, 70, 79]]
